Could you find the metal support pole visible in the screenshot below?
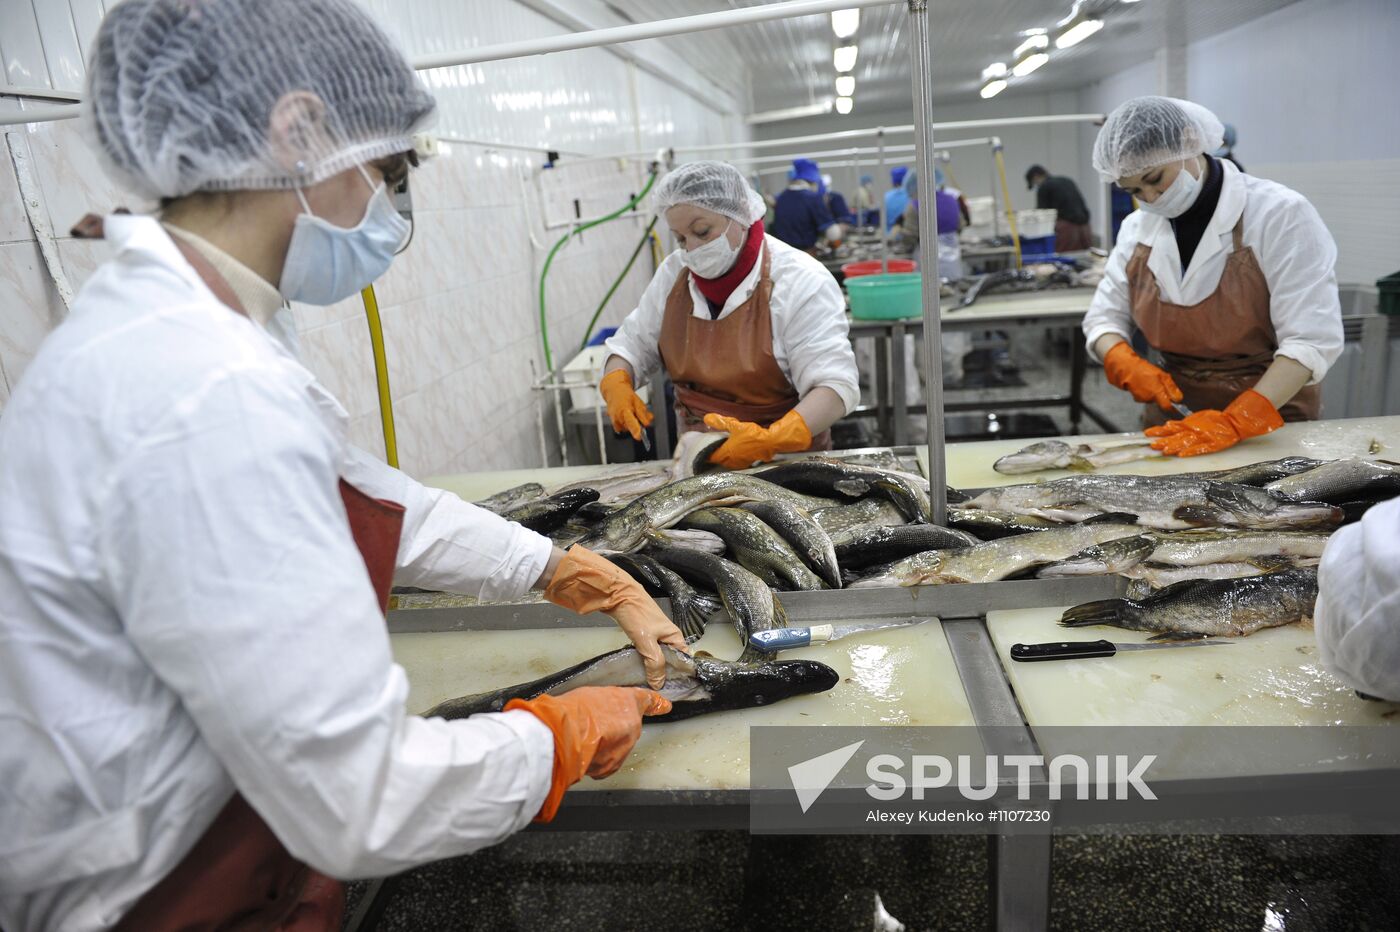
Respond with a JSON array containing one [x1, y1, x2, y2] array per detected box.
[[878, 128, 889, 273], [906, 0, 947, 526], [1100, 180, 1113, 251]]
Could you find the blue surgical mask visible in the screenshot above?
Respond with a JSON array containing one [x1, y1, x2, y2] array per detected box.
[[279, 166, 409, 305]]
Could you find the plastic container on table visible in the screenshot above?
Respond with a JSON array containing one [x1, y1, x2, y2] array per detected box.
[[1019, 234, 1058, 258], [847, 272, 923, 320], [841, 259, 917, 279], [1379, 270, 1400, 316], [966, 196, 996, 227], [1016, 208, 1058, 239]]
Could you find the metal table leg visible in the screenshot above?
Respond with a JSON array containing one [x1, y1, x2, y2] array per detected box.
[[1357, 315, 1389, 418], [1068, 328, 1086, 436], [892, 321, 909, 446], [875, 330, 893, 445], [650, 371, 672, 458]]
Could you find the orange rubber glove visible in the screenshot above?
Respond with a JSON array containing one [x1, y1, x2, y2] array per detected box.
[[543, 546, 689, 689], [704, 410, 812, 471], [1102, 342, 1184, 412], [507, 687, 672, 822], [1145, 389, 1284, 457], [599, 369, 654, 441]]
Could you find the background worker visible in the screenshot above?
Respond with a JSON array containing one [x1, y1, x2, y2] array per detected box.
[[599, 161, 859, 471], [854, 173, 879, 227], [884, 165, 910, 231], [0, 3, 681, 929], [1025, 163, 1093, 251], [1081, 96, 1343, 456], [822, 173, 856, 225], [1216, 123, 1245, 173], [769, 158, 843, 253]]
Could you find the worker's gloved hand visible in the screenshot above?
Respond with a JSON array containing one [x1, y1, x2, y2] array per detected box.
[[1102, 342, 1183, 412], [1145, 389, 1283, 457], [599, 369, 653, 442], [543, 546, 689, 689], [704, 410, 812, 471], [507, 686, 671, 822]]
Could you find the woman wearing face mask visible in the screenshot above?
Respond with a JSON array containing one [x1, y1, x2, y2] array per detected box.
[[1082, 97, 1342, 456], [599, 161, 859, 470], [0, 2, 685, 930]]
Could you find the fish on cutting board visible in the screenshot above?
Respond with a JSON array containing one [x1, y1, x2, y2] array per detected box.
[[993, 439, 1161, 475], [1060, 566, 1318, 640]]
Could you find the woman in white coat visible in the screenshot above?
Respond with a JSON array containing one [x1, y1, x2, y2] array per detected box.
[[0, 2, 683, 930], [1082, 96, 1343, 457]]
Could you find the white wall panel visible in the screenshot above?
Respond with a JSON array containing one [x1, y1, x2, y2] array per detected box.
[[0, 0, 49, 88], [30, 0, 86, 92]]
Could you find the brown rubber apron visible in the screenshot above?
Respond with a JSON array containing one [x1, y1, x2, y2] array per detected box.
[[75, 214, 404, 932], [1127, 217, 1322, 428], [657, 246, 832, 451]]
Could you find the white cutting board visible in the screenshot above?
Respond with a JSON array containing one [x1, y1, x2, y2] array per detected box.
[[390, 617, 971, 792], [423, 464, 641, 503], [930, 414, 1400, 490], [986, 606, 1399, 729]]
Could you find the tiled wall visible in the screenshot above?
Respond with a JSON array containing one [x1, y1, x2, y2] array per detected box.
[[0, 0, 748, 479]]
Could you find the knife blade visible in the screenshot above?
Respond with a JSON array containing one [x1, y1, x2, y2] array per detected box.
[[1010, 638, 1232, 662], [748, 617, 931, 652], [1170, 401, 1193, 418]]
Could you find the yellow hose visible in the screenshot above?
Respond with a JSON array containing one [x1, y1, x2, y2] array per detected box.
[[360, 283, 399, 469], [993, 147, 1023, 269]]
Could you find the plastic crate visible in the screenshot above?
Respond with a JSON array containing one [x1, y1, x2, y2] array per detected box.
[[1016, 208, 1057, 239], [847, 272, 923, 320], [1019, 234, 1057, 257], [966, 196, 996, 226], [1379, 270, 1400, 316], [841, 259, 917, 278]]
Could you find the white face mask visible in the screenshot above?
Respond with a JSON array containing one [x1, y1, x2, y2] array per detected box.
[[1137, 159, 1203, 219], [279, 165, 409, 305], [680, 221, 741, 279]]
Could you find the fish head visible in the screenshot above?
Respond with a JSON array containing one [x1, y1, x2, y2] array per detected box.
[[993, 441, 1073, 474], [660, 655, 839, 720]]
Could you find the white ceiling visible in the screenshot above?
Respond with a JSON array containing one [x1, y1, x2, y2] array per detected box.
[[610, 0, 1305, 116]]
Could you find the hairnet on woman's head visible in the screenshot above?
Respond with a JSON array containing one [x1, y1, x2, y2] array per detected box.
[[653, 161, 766, 225], [85, 0, 436, 200], [1091, 96, 1225, 182]]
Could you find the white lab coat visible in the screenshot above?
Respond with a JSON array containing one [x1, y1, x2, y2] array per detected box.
[[604, 235, 861, 415], [1315, 497, 1400, 699], [1082, 160, 1343, 383], [0, 216, 556, 932]]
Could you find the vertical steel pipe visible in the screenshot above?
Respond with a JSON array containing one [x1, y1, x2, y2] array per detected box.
[[905, 0, 947, 524]]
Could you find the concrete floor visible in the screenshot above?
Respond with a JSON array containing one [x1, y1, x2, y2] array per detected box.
[[347, 334, 1400, 931], [345, 832, 1400, 931]]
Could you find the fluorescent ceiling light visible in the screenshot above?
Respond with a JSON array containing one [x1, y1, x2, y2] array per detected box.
[[835, 97, 854, 115], [833, 45, 858, 72], [1014, 34, 1049, 58], [981, 62, 1008, 80], [745, 100, 834, 125], [1012, 51, 1049, 76], [1055, 18, 1104, 48], [835, 75, 855, 96], [980, 78, 1008, 99], [831, 9, 860, 38]]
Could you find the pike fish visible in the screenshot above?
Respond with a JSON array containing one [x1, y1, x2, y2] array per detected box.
[[1121, 555, 1311, 595], [814, 499, 909, 540], [667, 431, 728, 481], [946, 508, 1061, 540], [679, 508, 825, 591], [1060, 566, 1318, 640], [848, 521, 1141, 587], [962, 474, 1343, 530], [424, 645, 839, 723], [648, 544, 789, 661], [650, 528, 727, 555], [606, 552, 717, 643], [502, 488, 599, 535], [834, 524, 981, 572], [1035, 535, 1157, 578], [993, 439, 1160, 475], [1264, 458, 1400, 504], [552, 467, 671, 506], [472, 482, 545, 515], [1193, 456, 1325, 487], [1141, 528, 1332, 567], [576, 473, 829, 553], [738, 500, 842, 589], [753, 462, 932, 524]]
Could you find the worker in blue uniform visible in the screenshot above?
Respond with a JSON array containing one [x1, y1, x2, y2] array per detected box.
[[884, 165, 910, 232], [770, 158, 843, 253]]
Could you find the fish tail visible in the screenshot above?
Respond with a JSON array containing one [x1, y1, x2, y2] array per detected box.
[[1059, 598, 1134, 629]]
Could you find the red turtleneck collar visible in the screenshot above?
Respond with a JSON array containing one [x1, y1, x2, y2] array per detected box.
[[691, 220, 764, 310]]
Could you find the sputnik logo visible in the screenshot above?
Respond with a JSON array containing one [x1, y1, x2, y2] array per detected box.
[[787, 740, 865, 813]]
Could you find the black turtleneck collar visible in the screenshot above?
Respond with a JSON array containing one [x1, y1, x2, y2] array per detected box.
[[1170, 155, 1223, 273]]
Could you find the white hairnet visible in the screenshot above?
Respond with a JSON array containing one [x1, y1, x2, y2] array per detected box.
[[85, 0, 436, 200], [653, 161, 766, 226], [1092, 96, 1225, 182]]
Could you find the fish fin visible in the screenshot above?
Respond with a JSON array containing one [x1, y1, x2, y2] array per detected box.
[[1081, 512, 1139, 525], [1172, 504, 1224, 526], [946, 486, 970, 504], [1066, 455, 1097, 473], [1059, 599, 1131, 628], [1147, 631, 1211, 642], [676, 603, 709, 644], [834, 478, 872, 497], [1248, 555, 1294, 572]]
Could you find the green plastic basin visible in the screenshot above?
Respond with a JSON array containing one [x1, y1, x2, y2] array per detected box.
[[847, 272, 923, 320]]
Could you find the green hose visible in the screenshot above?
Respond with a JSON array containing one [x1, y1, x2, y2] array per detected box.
[[538, 169, 659, 371], [578, 216, 659, 354]]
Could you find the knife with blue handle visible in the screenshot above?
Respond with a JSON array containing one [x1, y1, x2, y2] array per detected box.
[[1010, 638, 1231, 662], [748, 618, 928, 652]]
